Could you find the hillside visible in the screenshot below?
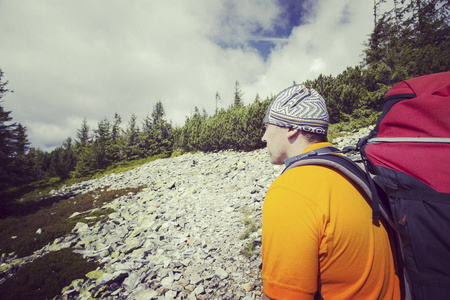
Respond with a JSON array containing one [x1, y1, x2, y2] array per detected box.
[[0, 128, 370, 299]]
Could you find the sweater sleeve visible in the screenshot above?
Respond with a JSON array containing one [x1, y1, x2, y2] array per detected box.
[[262, 184, 324, 300]]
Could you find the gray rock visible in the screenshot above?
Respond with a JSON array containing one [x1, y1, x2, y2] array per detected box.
[[2, 128, 373, 300], [132, 289, 158, 300]]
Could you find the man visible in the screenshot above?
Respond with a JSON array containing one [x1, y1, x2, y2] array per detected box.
[[261, 84, 400, 299]]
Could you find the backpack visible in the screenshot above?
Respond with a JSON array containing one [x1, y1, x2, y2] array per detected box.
[[285, 71, 450, 300], [359, 71, 450, 299]]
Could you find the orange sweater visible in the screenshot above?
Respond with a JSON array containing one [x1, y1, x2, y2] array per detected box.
[[262, 143, 401, 299]]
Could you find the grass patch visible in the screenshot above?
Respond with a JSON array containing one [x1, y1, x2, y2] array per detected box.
[[0, 154, 168, 218], [241, 238, 258, 258], [0, 248, 101, 300], [170, 148, 184, 158], [0, 186, 145, 258], [239, 207, 258, 240], [99, 153, 170, 177], [239, 207, 260, 258], [239, 218, 258, 240], [0, 178, 67, 218]]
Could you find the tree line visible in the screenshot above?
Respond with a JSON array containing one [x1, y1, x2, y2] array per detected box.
[[0, 76, 272, 190], [1, 0, 448, 192]]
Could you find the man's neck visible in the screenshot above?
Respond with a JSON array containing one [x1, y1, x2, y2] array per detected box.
[[284, 142, 336, 167]]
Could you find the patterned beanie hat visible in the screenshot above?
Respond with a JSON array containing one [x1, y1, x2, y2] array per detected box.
[[263, 84, 329, 134]]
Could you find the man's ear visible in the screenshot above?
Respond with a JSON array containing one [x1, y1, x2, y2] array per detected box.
[[286, 127, 300, 139]]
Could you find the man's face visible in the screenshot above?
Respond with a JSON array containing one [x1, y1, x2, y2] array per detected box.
[[261, 123, 289, 165]]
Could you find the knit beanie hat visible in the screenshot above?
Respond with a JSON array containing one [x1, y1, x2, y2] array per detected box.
[[263, 84, 329, 134]]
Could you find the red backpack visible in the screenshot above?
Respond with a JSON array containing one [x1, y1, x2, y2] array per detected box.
[[283, 72, 450, 299], [359, 71, 450, 299]]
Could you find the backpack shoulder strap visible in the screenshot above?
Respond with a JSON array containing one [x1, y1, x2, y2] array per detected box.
[[285, 153, 372, 201], [284, 149, 395, 229], [284, 146, 341, 168]]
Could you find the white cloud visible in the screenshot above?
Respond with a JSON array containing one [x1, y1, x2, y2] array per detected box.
[[208, 0, 281, 46], [309, 58, 326, 73], [0, 0, 374, 151], [242, 0, 373, 99]]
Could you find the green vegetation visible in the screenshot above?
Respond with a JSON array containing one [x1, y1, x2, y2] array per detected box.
[[327, 110, 381, 142], [240, 207, 260, 258], [0, 184, 144, 299], [0, 153, 164, 219], [0, 158, 145, 299], [0, 185, 145, 258], [175, 97, 270, 153], [241, 237, 258, 259], [0, 248, 101, 300], [94, 153, 170, 177], [240, 216, 258, 240]]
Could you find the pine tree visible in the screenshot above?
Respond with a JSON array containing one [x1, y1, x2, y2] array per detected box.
[[180, 107, 204, 152], [14, 124, 29, 157], [110, 113, 124, 162], [9, 124, 33, 184], [0, 70, 35, 188], [76, 118, 91, 145], [73, 118, 95, 177], [73, 145, 96, 177], [93, 118, 112, 169], [139, 114, 153, 158], [215, 92, 222, 114], [233, 81, 244, 107], [25, 148, 50, 181], [50, 138, 76, 179], [148, 101, 173, 156], [363, 0, 450, 88], [0, 104, 16, 166], [125, 114, 140, 160], [405, 0, 450, 76]]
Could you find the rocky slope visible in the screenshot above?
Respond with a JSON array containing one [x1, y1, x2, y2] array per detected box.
[[1, 127, 372, 300]]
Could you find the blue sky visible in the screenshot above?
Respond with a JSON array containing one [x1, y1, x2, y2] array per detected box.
[[0, 0, 380, 151], [218, 0, 306, 60]]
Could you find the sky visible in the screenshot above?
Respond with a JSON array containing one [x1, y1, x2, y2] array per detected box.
[[0, 0, 377, 152]]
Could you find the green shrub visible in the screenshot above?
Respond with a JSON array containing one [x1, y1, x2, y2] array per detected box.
[[327, 111, 380, 142], [0, 248, 101, 300]]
